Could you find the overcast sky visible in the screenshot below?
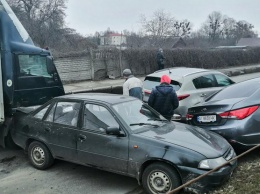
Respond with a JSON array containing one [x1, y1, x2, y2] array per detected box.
[[65, 0, 260, 36]]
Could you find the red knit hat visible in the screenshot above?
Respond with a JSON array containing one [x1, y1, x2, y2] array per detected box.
[[160, 75, 171, 84]]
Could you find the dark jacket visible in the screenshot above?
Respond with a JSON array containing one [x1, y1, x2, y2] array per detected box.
[[148, 83, 179, 119], [156, 51, 165, 64]]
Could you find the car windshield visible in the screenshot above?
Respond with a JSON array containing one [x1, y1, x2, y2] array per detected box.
[[144, 76, 181, 91], [208, 80, 260, 101], [18, 55, 52, 78], [112, 100, 168, 131]]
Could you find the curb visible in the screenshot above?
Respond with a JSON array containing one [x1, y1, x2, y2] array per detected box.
[[220, 65, 260, 77]]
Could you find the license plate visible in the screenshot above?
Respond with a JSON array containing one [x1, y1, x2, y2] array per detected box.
[[197, 115, 216, 123]]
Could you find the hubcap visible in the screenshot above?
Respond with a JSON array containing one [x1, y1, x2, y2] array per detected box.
[[148, 171, 171, 193], [32, 146, 45, 165]]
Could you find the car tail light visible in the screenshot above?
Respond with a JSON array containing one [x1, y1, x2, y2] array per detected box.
[[144, 90, 151, 95], [186, 114, 194, 120], [219, 106, 259, 120], [178, 94, 190, 101]]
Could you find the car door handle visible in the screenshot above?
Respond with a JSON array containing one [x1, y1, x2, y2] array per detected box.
[[44, 127, 51, 132], [78, 134, 87, 142], [200, 93, 207, 97]]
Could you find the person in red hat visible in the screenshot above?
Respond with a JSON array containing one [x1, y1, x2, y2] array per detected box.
[[148, 74, 179, 120]]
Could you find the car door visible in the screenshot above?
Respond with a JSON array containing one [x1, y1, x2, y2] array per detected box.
[[42, 101, 81, 162], [192, 74, 220, 103], [77, 103, 129, 174]]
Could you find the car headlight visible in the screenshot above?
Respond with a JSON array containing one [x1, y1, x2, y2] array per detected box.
[[198, 157, 227, 170]]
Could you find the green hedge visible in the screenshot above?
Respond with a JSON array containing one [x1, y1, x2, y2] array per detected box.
[[122, 47, 260, 75]]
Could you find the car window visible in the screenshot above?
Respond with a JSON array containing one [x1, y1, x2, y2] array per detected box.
[[214, 74, 234, 87], [45, 104, 55, 122], [33, 105, 50, 120], [50, 102, 80, 127], [83, 104, 119, 132], [144, 76, 181, 91], [193, 74, 215, 89], [112, 100, 165, 131]]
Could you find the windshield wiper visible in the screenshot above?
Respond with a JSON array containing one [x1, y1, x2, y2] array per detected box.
[[148, 118, 168, 122], [130, 123, 160, 127]]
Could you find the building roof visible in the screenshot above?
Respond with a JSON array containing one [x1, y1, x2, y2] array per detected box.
[[237, 38, 260, 47], [140, 37, 186, 49]]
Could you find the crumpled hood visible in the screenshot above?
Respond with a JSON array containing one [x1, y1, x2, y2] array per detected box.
[[155, 85, 173, 95], [138, 122, 230, 158], [17, 105, 41, 114]]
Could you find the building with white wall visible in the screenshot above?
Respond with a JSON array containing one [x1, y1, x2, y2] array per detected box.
[[100, 33, 127, 46]]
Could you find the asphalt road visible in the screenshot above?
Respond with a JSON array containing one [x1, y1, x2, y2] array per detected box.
[[0, 147, 144, 194], [1, 72, 260, 194]]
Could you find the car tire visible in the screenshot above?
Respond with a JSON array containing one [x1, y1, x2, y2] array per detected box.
[[142, 162, 181, 194], [28, 141, 54, 170]]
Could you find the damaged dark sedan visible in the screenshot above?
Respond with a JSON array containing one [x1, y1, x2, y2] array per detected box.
[[11, 93, 237, 194], [187, 78, 260, 151]]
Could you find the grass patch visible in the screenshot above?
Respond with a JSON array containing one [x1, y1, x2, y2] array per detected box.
[[210, 147, 260, 194]]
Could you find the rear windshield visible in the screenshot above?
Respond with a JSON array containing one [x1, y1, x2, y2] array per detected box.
[[209, 81, 260, 101], [144, 76, 181, 91]]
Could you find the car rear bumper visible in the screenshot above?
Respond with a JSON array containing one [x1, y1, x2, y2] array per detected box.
[[178, 162, 237, 193], [199, 118, 260, 147]]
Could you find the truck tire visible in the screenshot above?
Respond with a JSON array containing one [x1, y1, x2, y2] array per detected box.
[[142, 162, 181, 194], [28, 141, 54, 170]]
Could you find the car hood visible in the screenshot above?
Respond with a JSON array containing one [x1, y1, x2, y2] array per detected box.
[[17, 105, 41, 114], [137, 122, 230, 158]]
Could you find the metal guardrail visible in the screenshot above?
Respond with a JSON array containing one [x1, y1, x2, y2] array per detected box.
[[167, 144, 260, 194]]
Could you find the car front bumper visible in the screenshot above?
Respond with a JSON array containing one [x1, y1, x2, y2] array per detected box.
[[178, 161, 237, 193]]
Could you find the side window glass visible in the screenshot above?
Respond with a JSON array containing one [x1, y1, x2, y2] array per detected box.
[[83, 104, 119, 132], [193, 74, 215, 89], [53, 102, 81, 127], [17, 55, 52, 78], [214, 74, 234, 87], [34, 105, 50, 120], [45, 104, 56, 122]]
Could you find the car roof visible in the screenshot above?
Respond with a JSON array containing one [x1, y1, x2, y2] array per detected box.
[[145, 67, 213, 82], [54, 93, 136, 105]]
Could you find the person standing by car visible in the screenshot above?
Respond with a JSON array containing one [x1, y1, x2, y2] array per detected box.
[[148, 74, 179, 120], [122, 69, 143, 100], [156, 48, 166, 70]]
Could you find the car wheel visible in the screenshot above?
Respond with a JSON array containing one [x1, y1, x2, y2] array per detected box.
[[28, 141, 54, 170], [142, 162, 181, 194]]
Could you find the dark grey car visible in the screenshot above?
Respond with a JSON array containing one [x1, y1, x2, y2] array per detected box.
[[11, 93, 237, 194], [187, 78, 260, 150]]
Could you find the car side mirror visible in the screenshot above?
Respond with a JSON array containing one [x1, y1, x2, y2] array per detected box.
[[46, 56, 56, 74], [106, 126, 123, 136]]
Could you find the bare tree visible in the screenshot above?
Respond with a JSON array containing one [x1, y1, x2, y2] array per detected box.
[[199, 11, 258, 45], [7, 0, 68, 48], [173, 20, 192, 37], [124, 31, 147, 48], [232, 20, 258, 43], [139, 9, 192, 47], [200, 11, 225, 42]]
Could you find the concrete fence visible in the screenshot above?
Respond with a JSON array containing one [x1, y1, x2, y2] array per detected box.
[[54, 50, 127, 83]]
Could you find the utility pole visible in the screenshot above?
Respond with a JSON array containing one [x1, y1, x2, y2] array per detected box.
[[119, 31, 123, 76]]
